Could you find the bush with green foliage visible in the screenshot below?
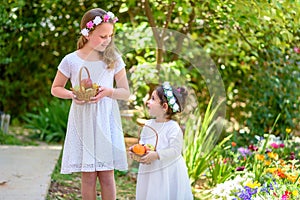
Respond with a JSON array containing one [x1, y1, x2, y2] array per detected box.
[[22, 98, 70, 143], [184, 98, 231, 186]]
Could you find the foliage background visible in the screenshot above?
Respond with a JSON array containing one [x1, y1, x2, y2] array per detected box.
[[1, 0, 299, 141]]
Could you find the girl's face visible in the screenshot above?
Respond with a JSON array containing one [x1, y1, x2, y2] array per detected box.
[[146, 90, 166, 118], [86, 23, 114, 52]]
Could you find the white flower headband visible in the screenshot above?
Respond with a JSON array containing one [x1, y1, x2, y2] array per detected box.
[[80, 11, 118, 37], [162, 82, 180, 112]]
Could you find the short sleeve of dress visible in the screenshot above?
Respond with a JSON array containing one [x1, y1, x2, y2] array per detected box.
[[58, 55, 71, 78], [114, 54, 126, 75]]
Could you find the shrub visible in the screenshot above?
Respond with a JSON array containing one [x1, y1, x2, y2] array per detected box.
[[23, 98, 70, 143]]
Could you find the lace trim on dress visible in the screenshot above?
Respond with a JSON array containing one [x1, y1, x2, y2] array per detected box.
[[69, 161, 108, 170]]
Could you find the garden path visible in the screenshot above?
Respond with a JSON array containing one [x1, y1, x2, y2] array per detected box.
[[0, 145, 62, 200]]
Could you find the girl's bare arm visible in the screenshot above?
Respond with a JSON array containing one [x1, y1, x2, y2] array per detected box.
[[51, 71, 73, 99]]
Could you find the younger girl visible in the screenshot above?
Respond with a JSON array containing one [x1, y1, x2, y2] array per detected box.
[[133, 82, 193, 200], [51, 8, 129, 200]]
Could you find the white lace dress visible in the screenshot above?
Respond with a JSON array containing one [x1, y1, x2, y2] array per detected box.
[[58, 51, 128, 174], [136, 119, 193, 200]]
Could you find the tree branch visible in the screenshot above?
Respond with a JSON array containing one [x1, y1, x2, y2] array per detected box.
[[235, 25, 255, 49], [142, 0, 176, 72], [172, 0, 195, 60], [142, 0, 160, 46]]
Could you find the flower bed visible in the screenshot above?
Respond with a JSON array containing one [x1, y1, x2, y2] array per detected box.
[[197, 133, 300, 200]]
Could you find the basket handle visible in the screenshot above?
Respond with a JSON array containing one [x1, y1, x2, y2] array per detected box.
[[79, 66, 91, 92], [138, 124, 159, 151]]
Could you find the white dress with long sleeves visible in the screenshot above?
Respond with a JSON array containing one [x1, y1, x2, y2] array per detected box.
[[58, 51, 128, 174], [136, 119, 193, 200]]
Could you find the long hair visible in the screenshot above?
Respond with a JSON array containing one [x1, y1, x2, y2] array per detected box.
[[77, 8, 119, 69]]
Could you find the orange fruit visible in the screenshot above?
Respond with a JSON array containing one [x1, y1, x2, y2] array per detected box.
[[132, 144, 146, 155]]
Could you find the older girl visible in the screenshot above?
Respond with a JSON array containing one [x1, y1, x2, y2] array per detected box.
[[51, 8, 129, 200]]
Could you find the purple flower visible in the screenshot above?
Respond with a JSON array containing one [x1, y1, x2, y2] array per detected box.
[[237, 186, 258, 200], [238, 147, 252, 157], [261, 186, 270, 194], [236, 166, 245, 171], [265, 148, 272, 153]]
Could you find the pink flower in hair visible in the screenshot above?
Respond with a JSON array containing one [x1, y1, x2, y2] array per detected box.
[[103, 14, 110, 22], [113, 17, 119, 23], [86, 21, 94, 29]]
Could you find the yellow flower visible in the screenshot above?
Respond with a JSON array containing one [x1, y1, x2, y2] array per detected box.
[[266, 168, 277, 173], [279, 159, 286, 166], [267, 152, 278, 160], [264, 160, 271, 166], [255, 154, 265, 161], [292, 190, 298, 197], [245, 181, 261, 188], [286, 174, 296, 183], [286, 128, 292, 134]]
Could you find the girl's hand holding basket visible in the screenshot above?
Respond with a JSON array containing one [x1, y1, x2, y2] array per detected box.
[[71, 66, 100, 102], [129, 125, 158, 164]]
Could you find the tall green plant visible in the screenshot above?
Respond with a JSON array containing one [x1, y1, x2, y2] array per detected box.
[[183, 98, 231, 185], [23, 98, 70, 143]]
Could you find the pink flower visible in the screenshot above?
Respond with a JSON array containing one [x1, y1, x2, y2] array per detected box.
[[248, 144, 258, 151], [86, 21, 94, 29], [103, 14, 110, 22], [113, 17, 119, 23], [294, 47, 300, 54], [281, 190, 291, 200], [281, 194, 288, 200], [270, 143, 279, 149], [279, 143, 285, 148]]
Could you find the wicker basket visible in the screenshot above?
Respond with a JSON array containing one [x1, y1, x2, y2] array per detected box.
[[130, 124, 158, 162], [71, 66, 99, 101]]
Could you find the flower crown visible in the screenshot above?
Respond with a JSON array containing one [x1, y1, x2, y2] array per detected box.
[[80, 11, 118, 37], [162, 82, 180, 113]]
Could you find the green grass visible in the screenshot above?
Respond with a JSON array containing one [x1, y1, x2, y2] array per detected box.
[[0, 126, 37, 145]]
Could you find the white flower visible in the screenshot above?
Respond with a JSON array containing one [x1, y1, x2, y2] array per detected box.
[[93, 16, 102, 25], [173, 103, 179, 111], [106, 12, 115, 19], [163, 82, 171, 89], [169, 97, 176, 104], [166, 91, 173, 97], [81, 28, 89, 36]]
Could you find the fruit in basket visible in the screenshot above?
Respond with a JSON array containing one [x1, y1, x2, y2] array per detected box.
[[81, 78, 93, 89], [132, 144, 146, 155], [92, 83, 99, 89], [71, 82, 99, 92], [145, 144, 155, 151]]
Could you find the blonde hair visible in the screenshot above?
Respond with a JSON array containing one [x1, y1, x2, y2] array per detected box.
[[77, 8, 119, 69]]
